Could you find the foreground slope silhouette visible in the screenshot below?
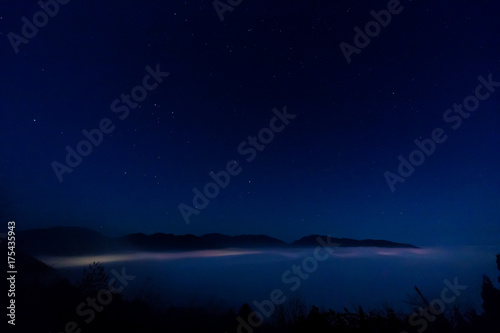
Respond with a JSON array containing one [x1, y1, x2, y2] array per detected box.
[[12, 250, 500, 332]]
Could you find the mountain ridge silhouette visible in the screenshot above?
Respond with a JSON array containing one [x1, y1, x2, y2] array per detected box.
[[17, 226, 419, 256]]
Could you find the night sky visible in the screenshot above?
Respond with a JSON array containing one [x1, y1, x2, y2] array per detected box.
[[1, 0, 499, 246]]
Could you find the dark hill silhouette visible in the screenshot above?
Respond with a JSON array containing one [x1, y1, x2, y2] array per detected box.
[[14, 249, 60, 287], [18, 226, 119, 255], [17, 249, 58, 274], [17, 226, 419, 256], [120, 232, 214, 251], [200, 233, 288, 248], [293, 235, 419, 248]]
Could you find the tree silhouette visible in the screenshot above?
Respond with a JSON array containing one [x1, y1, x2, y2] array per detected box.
[[479, 254, 500, 331], [497, 254, 500, 284], [79, 261, 108, 296], [285, 297, 308, 324]]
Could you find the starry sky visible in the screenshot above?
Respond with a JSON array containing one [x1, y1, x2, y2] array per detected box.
[[1, 0, 499, 246]]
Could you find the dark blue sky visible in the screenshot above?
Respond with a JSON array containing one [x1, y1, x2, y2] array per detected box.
[[1, 0, 499, 246]]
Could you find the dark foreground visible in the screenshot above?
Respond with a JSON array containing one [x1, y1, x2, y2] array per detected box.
[[8, 251, 500, 333]]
